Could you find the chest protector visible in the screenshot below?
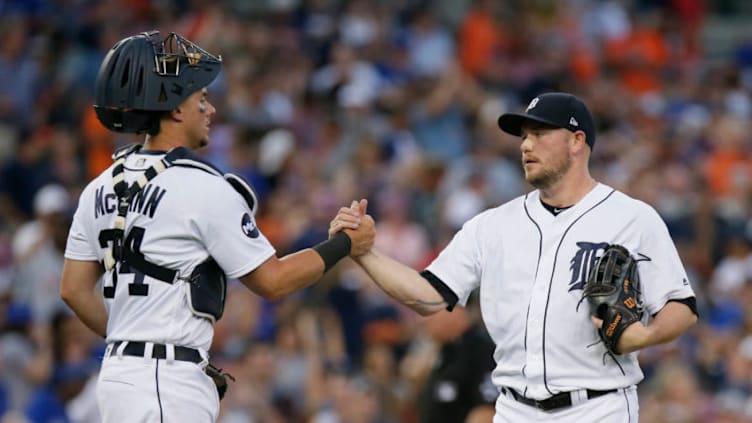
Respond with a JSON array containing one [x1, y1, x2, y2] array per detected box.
[[186, 258, 227, 322], [106, 144, 258, 322]]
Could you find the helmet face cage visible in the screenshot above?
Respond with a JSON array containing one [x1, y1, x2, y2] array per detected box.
[[154, 32, 222, 77]]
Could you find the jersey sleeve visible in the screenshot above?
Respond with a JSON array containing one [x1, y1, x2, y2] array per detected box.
[[192, 180, 275, 279], [64, 186, 99, 261], [636, 205, 696, 316], [424, 215, 483, 307]]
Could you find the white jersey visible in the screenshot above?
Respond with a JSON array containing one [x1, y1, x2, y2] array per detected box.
[[426, 183, 694, 399], [65, 150, 275, 351]]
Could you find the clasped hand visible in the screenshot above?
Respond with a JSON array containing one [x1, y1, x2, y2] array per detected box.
[[329, 199, 375, 257]]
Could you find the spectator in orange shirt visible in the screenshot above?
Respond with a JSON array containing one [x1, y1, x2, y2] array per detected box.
[[458, 0, 509, 81], [704, 116, 752, 198], [604, 12, 670, 94]]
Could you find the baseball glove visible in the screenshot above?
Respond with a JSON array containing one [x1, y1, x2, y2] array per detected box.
[[205, 363, 235, 400], [580, 244, 643, 354]]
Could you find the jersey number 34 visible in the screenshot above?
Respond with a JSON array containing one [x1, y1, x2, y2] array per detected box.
[[98, 226, 150, 299]]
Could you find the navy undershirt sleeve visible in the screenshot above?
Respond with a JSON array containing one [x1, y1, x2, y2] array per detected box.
[[420, 270, 459, 311]]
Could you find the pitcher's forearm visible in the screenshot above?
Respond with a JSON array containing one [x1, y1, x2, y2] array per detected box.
[[617, 301, 698, 353], [636, 301, 697, 350], [353, 250, 446, 316]]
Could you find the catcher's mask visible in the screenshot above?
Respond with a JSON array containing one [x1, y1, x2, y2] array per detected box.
[[93, 31, 222, 133]]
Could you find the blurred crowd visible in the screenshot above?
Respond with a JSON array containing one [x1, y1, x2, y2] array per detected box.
[[0, 0, 751, 422]]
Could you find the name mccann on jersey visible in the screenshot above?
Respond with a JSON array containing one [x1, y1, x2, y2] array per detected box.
[[94, 184, 167, 219]]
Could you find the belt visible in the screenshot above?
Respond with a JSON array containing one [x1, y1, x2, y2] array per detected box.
[[108, 341, 202, 364], [502, 387, 616, 411]]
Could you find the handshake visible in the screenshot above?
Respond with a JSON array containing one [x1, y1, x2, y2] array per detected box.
[[328, 198, 375, 257]]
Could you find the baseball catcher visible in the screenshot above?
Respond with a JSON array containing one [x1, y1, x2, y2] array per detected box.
[[580, 244, 643, 354], [60, 29, 375, 423]]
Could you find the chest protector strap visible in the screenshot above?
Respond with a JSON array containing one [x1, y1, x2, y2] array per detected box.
[[104, 144, 177, 272], [224, 173, 258, 216]]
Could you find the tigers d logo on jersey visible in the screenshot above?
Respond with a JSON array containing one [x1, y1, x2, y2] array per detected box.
[[568, 241, 609, 292], [241, 213, 259, 238]]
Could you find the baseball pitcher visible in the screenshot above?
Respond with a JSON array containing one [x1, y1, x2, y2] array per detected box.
[[331, 93, 698, 423]]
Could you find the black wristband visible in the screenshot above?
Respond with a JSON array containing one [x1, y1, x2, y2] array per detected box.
[[313, 232, 352, 273]]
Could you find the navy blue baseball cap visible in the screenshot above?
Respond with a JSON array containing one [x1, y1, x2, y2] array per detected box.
[[497, 92, 596, 149]]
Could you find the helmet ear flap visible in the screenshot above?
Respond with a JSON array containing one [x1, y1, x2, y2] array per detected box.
[[93, 107, 160, 134]]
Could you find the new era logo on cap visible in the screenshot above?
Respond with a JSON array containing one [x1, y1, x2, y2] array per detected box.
[[526, 98, 539, 112], [497, 92, 596, 149]]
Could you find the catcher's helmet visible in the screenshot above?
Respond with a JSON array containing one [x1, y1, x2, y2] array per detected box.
[[94, 31, 222, 133]]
